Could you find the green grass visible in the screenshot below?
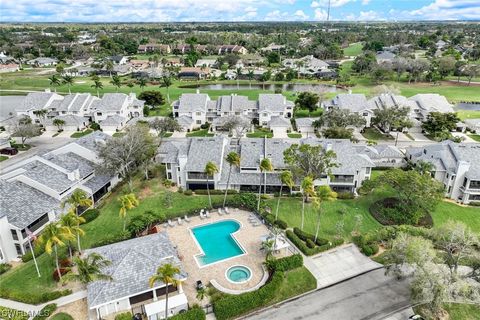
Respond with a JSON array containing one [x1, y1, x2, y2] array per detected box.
[[431, 201, 480, 234], [0, 306, 29, 320], [362, 128, 394, 141], [186, 129, 214, 137], [468, 134, 480, 142], [294, 109, 323, 118], [112, 132, 126, 138], [246, 128, 273, 138], [269, 267, 317, 305], [0, 155, 8, 162], [287, 133, 302, 138], [414, 303, 480, 320], [70, 129, 93, 138], [456, 109, 480, 121], [343, 43, 363, 57], [50, 313, 74, 320]]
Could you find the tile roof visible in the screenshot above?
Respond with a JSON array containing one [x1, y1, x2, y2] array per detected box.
[[0, 180, 60, 229], [85, 232, 186, 308]]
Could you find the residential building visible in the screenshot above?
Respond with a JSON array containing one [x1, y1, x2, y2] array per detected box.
[[107, 55, 128, 65], [355, 145, 406, 168], [258, 94, 294, 125], [26, 57, 58, 67], [157, 137, 375, 194], [376, 51, 396, 63], [89, 93, 144, 130], [85, 232, 188, 320], [282, 55, 332, 76], [0, 131, 119, 263], [137, 44, 171, 54], [177, 67, 210, 80], [295, 117, 318, 135], [465, 119, 480, 133], [195, 59, 217, 68], [323, 93, 374, 127], [0, 63, 20, 73], [408, 93, 454, 121], [215, 45, 248, 55], [406, 141, 480, 204]]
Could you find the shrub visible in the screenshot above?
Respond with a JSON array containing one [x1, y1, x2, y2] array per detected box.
[[337, 192, 354, 199], [213, 272, 284, 320], [286, 231, 342, 256], [264, 214, 275, 225], [52, 268, 70, 282], [90, 231, 130, 247], [271, 254, 303, 272], [90, 122, 101, 131], [177, 187, 184, 193], [293, 227, 328, 246], [194, 189, 237, 195], [114, 312, 132, 320], [170, 306, 206, 320], [227, 193, 257, 211], [183, 189, 193, 196], [274, 219, 288, 229], [0, 263, 12, 275], [0, 288, 71, 305], [81, 209, 100, 223], [127, 211, 165, 237], [59, 258, 72, 268], [306, 239, 316, 248], [469, 201, 480, 207], [21, 245, 45, 262], [32, 303, 57, 320], [163, 179, 173, 187], [50, 313, 74, 320]]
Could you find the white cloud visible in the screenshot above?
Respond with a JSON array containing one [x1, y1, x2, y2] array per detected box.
[[362, 0, 371, 5], [311, 0, 354, 8], [294, 10, 309, 20], [265, 10, 289, 21], [314, 8, 329, 20], [358, 10, 384, 20], [408, 0, 480, 20]]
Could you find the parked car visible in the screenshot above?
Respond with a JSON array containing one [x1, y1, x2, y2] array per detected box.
[[0, 147, 18, 155]]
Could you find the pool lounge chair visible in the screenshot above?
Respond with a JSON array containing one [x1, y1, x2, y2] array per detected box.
[[177, 217, 183, 225], [168, 219, 175, 227], [199, 212, 205, 219], [224, 207, 231, 214], [185, 215, 190, 222], [218, 208, 224, 215], [196, 280, 205, 290], [206, 211, 211, 218]]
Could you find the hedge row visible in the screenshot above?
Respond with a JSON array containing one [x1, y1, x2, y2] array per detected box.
[[293, 227, 329, 246], [213, 271, 284, 320], [81, 209, 100, 223], [170, 306, 206, 320], [352, 235, 379, 256], [0, 288, 71, 305], [192, 189, 238, 195], [269, 254, 303, 272], [286, 230, 343, 256], [32, 303, 57, 320]]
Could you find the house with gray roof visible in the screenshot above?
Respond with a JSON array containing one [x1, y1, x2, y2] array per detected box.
[[406, 141, 480, 204], [157, 137, 375, 194], [85, 232, 187, 319], [15, 91, 64, 122], [324, 93, 374, 127], [376, 51, 396, 63], [26, 57, 58, 67], [295, 117, 318, 135], [282, 55, 332, 76], [44, 115, 89, 132], [0, 131, 119, 263], [356, 145, 406, 168], [408, 94, 454, 121], [258, 94, 294, 125]]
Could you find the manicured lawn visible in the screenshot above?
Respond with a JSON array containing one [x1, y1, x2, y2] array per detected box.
[[362, 128, 394, 141], [343, 42, 363, 57], [414, 303, 480, 320], [294, 109, 323, 118], [431, 201, 480, 234], [468, 134, 480, 142], [70, 129, 93, 138], [269, 266, 317, 305], [112, 132, 126, 137], [456, 110, 480, 120], [247, 128, 273, 138], [186, 129, 214, 137], [287, 133, 302, 138], [0, 155, 8, 162]]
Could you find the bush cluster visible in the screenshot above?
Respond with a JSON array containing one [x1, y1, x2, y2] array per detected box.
[[336, 192, 355, 199], [193, 189, 238, 195], [293, 228, 328, 246], [52, 268, 70, 282], [274, 219, 288, 229], [32, 304, 57, 320], [268, 254, 303, 272], [170, 306, 206, 320], [81, 209, 100, 223], [114, 312, 132, 320], [286, 230, 343, 256], [352, 235, 379, 256], [50, 313, 74, 320], [21, 245, 45, 263], [226, 193, 257, 211], [0, 288, 71, 305], [183, 189, 193, 196], [469, 201, 480, 207], [0, 263, 12, 275]]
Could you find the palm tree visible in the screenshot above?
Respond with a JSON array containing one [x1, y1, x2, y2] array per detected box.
[[257, 158, 273, 211], [33, 109, 48, 125], [196, 287, 208, 302], [91, 80, 103, 97], [313, 186, 337, 242], [414, 160, 435, 176], [118, 193, 139, 231], [127, 81, 135, 92], [149, 263, 182, 320], [38, 222, 74, 282], [110, 75, 122, 92], [53, 118, 66, 132], [61, 189, 92, 253], [63, 253, 112, 284], [105, 60, 114, 77], [59, 212, 86, 260], [223, 152, 240, 208], [247, 69, 254, 89], [300, 176, 315, 231], [275, 171, 294, 220], [48, 74, 61, 92], [161, 76, 172, 103], [236, 67, 242, 90], [261, 239, 275, 261], [62, 75, 74, 94], [204, 161, 219, 209], [138, 78, 147, 91]]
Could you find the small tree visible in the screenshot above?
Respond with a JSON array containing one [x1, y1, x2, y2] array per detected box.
[[91, 79, 103, 97], [10, 119, 41, 147], [257, 158, 273, 211], [161, 76, 172, 103], [295, 92, 319, 113], [53, 119, 66, 132], [313, 185, 337, 241], [63, 253, 112, 284], [223, 152, 241, 208], [59, 212, 85, 260], [118, 193, 139, 231], [422, 112, 460, 141], [137, 78, 147, 91], [61, 189, 92, 253], [138, 91, 165, 108], [110, 75, 122, 92], [48, 74, 61, 92], [62, 75, 75, 94], [300, 176, 315, 230], [275, 170, 294, 220]]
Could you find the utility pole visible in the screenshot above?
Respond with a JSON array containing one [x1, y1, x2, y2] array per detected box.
[[327, 0, 331, 21]]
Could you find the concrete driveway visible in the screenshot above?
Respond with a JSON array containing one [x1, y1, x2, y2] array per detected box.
[[245, 268, 412, 320], [304, 244, 382, 289]]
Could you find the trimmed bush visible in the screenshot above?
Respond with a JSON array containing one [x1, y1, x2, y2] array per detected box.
[[0, 288, 71, 305], [81, 209, 100, 223], [264, 214, 275, 225], [90, 231, 130, 248], [50, 313, 74, 320], [194, 189, 238, 195], [337, 192, 355, 199], [286, 230, 343, 256], [177, 187, 184, 193], [271, 254, 303, 272], [293, 227, 328, 247], [170, 306, 206, 320], [52, 268, 70, 282], [274, 219, 288, 229], [114, 312, 132, 320], [0, 263, 12, 275], [213, 271, 284, 320], [306, 239, 316, 248], [469, 201, 480, 206], [32, 303, 57, 320], [21, 245, 45, 262], [183, 190, 193, 196]]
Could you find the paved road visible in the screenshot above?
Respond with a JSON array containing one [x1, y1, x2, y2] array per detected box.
[[245, 269, 411, 320]]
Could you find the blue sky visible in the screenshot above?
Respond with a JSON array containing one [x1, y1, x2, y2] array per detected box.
[[0, 0, 479, 22]]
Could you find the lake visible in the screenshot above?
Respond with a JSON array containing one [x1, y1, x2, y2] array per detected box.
[[180, 83, 342, 93], [456, 102, 480, 111]]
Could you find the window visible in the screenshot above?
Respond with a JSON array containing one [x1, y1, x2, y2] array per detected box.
[[11, 229, 18, 240], [166, 163, 171, 169], [196, 112, 201, 116], [366, 167, 371, 174], [196, 120, 201, 124], [363, 112, 369, 116], [167, 173, 172, 179], [448, 186, 452, 193], [469, 180, 480, 189], [15, 244, 22, 256], [97, 112, 103, 116]]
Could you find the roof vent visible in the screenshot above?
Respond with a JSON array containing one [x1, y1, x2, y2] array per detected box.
[[94, 138, 106, 146]]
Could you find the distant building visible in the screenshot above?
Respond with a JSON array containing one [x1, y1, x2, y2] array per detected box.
[[137, 43, 171, 54], [26, 57, 58, 67]]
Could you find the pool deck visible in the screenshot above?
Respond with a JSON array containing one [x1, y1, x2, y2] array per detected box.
[[163, 208, 286, 305]]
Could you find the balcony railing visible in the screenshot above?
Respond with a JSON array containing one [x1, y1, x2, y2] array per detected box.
[[187, 172, 213, 180]]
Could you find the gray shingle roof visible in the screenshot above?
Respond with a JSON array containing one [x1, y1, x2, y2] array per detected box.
[[409, 94, 454, 113], [355, 145, 404, 159], [217, 95, 256, 113], [83, 174, 114, 193], [15, 92, 59, 112], [258, 94, 294, 113], [0, 95, 24, 122], [93, 93, 128, 112], [43, 152, 95, 177], [44, 115, 89, 127], [174, 93, 209, 113], [74, 131, 111, 152], [22, 160, 78, 193], [185, 137, 226, 172], [85, 232, 186, 308], [0, 180, 60, 229], [295, 117, 318, 127], [268, 116, 291, 128], [100, 115, 126, 126], [332, 94, 370, 113]]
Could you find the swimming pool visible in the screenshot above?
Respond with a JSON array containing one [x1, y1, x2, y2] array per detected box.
[[191, 220, 245, 266]]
